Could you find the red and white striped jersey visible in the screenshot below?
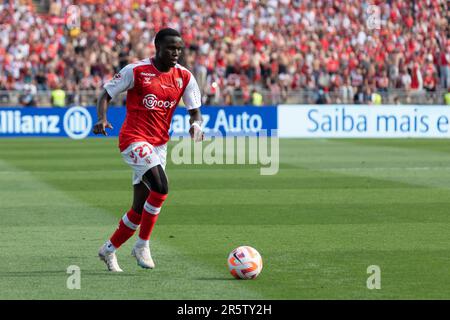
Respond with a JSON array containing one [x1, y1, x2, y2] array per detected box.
[[104, 57, 201, 151]]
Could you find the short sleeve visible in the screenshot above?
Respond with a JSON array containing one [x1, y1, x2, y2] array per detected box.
[[182, 74, 202, 110], [103, 64, 135, 99]]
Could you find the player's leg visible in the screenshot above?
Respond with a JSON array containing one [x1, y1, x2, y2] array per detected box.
[[132, 165, 169, 269], [108, 182, 149, 248], [132, 182, 150, 213], [98, 183, 148, 272], [99, 141, 167, 271], [138, 165, 168, 241], [99, 142, 159, 272], [99, 182, 150, 272]]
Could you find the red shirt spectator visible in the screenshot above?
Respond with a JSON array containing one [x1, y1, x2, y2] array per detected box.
[[0, 0, 447, 105]]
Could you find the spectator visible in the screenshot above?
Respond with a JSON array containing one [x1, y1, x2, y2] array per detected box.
[[223, 85, 234, 106], [354, 86, 373, 105], [340, 76, 354, 103], [444, 89, 450, 105], [0, 78, 10, 104], [398, 65, 412, 90], [423, 70, 437, 92], [268, 79, 281, 105], [376, 70, 389, 93], [19, 81, 37, 106], [410, 62, 423, 92], [0, 0, 448, 106], [439, 47, 450, 89], [315, 88, 330, 105], [251, 89, 263, 106], [241, 85, 251, 105], [204, 79, 221, 106], [51, 84, 66, 107], [372, 92, 382, 105]]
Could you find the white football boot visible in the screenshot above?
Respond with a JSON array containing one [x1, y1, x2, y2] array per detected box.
[[131, 245, 155, 269], [98, 244, 123, 272]]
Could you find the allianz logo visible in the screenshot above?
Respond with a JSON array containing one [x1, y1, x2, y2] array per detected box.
[[0, 106, 92, 139]]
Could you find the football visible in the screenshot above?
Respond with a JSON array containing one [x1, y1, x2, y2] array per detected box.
[[227, 246, 263, 280]]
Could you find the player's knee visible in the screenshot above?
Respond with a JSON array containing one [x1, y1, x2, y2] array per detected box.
[[142, 175, 169, 195], [154, 180, 169, 195], [143, 166, 169, 195]]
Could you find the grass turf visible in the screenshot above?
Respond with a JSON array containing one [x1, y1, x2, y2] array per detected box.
[[0, 137, 449, 299]]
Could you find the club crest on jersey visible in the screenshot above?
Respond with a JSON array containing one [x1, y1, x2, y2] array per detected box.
[[143, 94, 176, 110], [176, 78, 183, 88]]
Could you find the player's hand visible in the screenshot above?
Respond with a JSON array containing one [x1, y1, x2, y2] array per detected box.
[[93, 119, 113, 136], [189, 124, 204, 142]]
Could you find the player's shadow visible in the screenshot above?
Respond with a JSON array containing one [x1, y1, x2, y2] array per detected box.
[[0, 270, 140, 277], [194, 277, 236, 281], [0, 271, 66, 277]]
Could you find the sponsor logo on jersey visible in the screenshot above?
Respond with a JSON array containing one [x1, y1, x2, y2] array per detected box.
[[143, 94, 176, 110], [141, 72, 156, 77]]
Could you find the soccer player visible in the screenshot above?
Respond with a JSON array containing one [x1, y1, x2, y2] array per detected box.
[[94, 28, 204, 272]]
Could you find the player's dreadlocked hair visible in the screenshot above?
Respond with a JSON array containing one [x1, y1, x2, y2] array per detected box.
[[154, 28, 181, 47]]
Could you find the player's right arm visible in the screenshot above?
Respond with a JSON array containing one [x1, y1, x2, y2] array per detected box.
[[93, 64, 135, 136], [93, 89, 113, 135]]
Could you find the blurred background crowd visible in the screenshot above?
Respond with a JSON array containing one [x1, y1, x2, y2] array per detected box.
[[0, 0, 449, 107]]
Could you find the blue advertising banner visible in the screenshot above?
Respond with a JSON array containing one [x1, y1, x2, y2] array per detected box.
[[170, 106, 277, 136], [0, 106, 277, 139]]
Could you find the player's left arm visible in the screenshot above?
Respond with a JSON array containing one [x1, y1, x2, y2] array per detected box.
[[188, 108, 204, 142], [183, 74, 204, 142]]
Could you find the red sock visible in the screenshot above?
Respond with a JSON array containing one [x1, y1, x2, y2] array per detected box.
[[139, 191, 168, 241], [109, 208, 141, 248]]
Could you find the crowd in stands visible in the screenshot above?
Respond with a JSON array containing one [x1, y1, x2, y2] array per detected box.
[[0, 0, 448, 106]]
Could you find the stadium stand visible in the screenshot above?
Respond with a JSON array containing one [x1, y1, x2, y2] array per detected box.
[[0, 0, 448, 106]]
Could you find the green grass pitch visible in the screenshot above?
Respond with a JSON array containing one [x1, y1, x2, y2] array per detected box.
[[0, 137, 449, 299]]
